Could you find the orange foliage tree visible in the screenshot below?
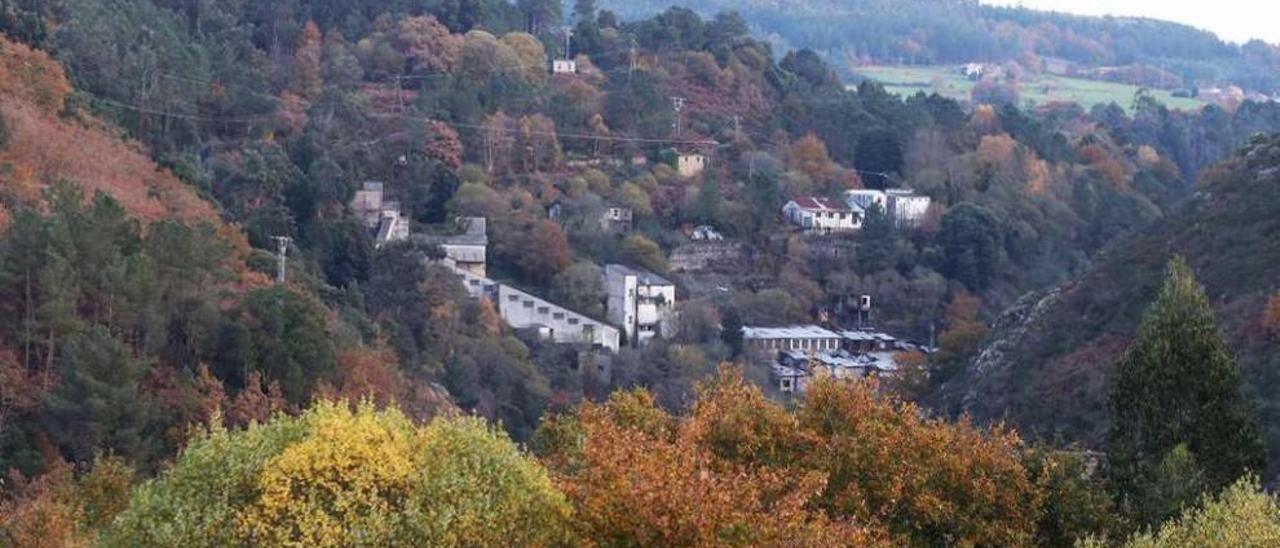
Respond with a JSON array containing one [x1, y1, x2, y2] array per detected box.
[[537, 369, 1042, 546], [0, 37, 71, 115], [800, 380, 1039, 546], [1262, 292, 1280, 337], [791, 133, 834, 185], [538, 388, 886, 546]]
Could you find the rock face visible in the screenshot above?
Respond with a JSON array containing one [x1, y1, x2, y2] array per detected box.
[[925, 136, 1280, 456], [669, 242, 745, 273], [933, 288, 1063, 419]]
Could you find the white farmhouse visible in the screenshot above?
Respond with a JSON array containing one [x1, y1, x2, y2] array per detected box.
[[605, 264, 676, 345], [782, 197, 862, 234]]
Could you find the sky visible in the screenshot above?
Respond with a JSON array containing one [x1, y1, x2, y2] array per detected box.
[[982, 1, 1280, 45]]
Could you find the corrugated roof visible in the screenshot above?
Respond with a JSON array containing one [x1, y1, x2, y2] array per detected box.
[[787, 197, 850, 212], [742, 325, 841, 340], [605, 264, 674, 287]]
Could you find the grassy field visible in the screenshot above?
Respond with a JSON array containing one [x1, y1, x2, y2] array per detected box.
[[855, 65, 1203, 112]]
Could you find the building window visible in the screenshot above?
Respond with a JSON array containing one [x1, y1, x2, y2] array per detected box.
[[553, 312, 564, 320], [523, 301, 534, 308], [538, 306, 549, 314], [568, 318, 579, 326], [508, 295, 519, 302]]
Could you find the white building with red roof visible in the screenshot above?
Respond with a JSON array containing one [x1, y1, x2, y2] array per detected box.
[[782, 197, 862, 234]]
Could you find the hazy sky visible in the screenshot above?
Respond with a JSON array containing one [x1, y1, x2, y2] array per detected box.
[[982, 1, 1280, 44]]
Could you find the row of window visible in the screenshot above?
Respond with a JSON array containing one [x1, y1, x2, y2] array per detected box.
[[508, 293, 584, 325], [751, 338, 841, 351]]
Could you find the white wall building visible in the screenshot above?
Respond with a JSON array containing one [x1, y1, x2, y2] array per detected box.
[[677, 153, 707, 178], [842, 188, 932, 228], [885, 189, 932, 227], [448, 264, 620, 352], [743, 325, 843, 355], [599, 206, 634, 232], [551, 59, 577, 74], [439, 217, 488, 277], [605, 264, 676, 345], [782, 197, 862, 234], [844, 189, 888, 213]]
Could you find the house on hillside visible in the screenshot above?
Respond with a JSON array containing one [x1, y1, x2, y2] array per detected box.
[[414, 217, 489, 277], [551, 58, 577, 74], [845, 189, 889, 212], [677, 153, 707, 178], [885, 189, 932, 227], [351, 181, 410, 247], [842, 188, 932, 228], [689, 225, 723, 241], [782, 197, 861, 234], [599, 206, 634, 233], [605, 264, 676, 345]]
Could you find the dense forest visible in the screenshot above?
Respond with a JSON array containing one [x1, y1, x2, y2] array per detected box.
[[2, 0, 1280, 545], [601, 0, 1280, 93]]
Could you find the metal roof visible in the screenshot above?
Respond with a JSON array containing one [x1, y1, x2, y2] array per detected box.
[[605, 264, 674, 287], [787, 197, 850, 212], [742, 325, 841, 340]]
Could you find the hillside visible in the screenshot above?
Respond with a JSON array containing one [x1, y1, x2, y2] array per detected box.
[[930, 135, 1280, 468], [0, 38, 222, 228], [600, 0, 1280, 93], [855, 65, 1204, 112]]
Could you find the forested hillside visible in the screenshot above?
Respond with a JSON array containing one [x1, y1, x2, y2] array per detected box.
[[600, 0, 1280, 93], [1, 0, 1280, 545], [932, 135, 1280, 474]]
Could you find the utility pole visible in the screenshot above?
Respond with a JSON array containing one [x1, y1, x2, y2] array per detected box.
[[394, 74, 403, 112], [670, 96, 686, 137], [628, 38, 638, 81], [273, 236, 292, 284]]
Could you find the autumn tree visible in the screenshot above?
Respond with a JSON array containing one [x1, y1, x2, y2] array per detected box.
[[291, 20, 322, 99], [396, 15, 462, 74], [932, 290, 990, 383], [0, 456, 133, 548], [799, 379, 1040, 546], [538, 386, 887, 546], [103, 403, 571, 547], [1262, 292, 1280, 337], [514, 220, 571, 285], [1106, 257, 1266, 527], [1082, 476, 1280, 548], [423, 121, 463, 169], [790, 133, 834, 185]]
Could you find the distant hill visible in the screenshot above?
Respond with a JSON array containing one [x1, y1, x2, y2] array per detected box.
[[855, 65, 1203, 112], [599, 0, 1280, 93], [930, 135, 1280, 471]]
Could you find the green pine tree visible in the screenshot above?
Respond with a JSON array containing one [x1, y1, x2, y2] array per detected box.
[[1105, 256, 1266, 525]]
